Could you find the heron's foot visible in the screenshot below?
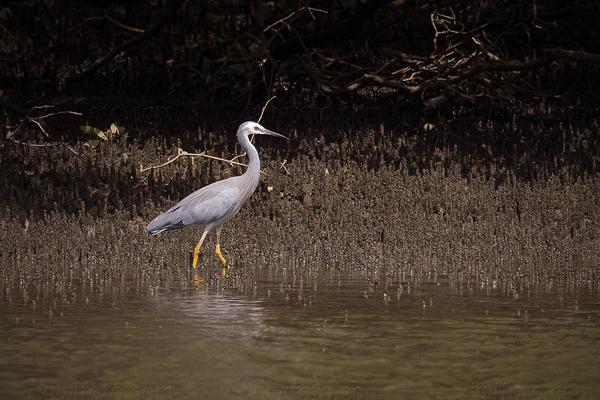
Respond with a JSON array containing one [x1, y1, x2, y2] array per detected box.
[[215, 244, 227, 267], [221, 267, 228, 277], [194, 273, 202, 288], [193, 243, 203, 268]]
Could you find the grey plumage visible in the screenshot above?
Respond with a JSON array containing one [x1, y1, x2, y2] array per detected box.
[[146, 121, 287, 267]]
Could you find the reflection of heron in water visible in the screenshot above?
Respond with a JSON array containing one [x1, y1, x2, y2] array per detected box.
[[146, 122, 287, 268], [150, 287, 268, 341]]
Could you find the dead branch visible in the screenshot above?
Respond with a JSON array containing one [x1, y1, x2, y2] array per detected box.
[[257, 96, 277, 124], [264, 6, 328, 33], [67, 14, 144, 34], [543, 48, 600, 64], [142, 95, 279, 175], [9, 138, 80, 155], [363, 56, 557, 96], [3, 101, 83, 140], [103, 14, 145, 34], [140, 148, 271, 177], [269, 6, 600, 104]]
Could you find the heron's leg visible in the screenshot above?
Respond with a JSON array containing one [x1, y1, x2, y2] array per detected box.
[[192, 228, 210, 268], [215, 225, 228, 267]]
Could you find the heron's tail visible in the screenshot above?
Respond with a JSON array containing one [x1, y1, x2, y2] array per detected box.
[[146, 212, 184, 235]]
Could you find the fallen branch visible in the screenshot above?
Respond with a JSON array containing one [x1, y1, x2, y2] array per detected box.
[[9, 138, 80, 155], [309, 46, 600, 100], [279, 159, 291, 176], [140, 148, 256, 174], [5, 106, 82, 140], [141, 96, 280, 176], [140, 148, 273, 177], [543, 48, 600, 64], [362, 56, 558, 96]]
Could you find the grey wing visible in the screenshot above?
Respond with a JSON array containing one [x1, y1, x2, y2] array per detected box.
[[185, 184, 239, 226], [146, 180, 240, 235]]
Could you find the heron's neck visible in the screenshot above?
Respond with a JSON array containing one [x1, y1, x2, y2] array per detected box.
[[238, 133, 260, 174]]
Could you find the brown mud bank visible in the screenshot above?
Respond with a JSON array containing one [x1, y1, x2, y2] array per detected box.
[[1, 121, 599, 296]]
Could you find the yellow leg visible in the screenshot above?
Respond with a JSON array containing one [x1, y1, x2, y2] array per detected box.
[[215, 226, 228, 267], [215, 244, 227, 267], [192, 229, 209, 268]]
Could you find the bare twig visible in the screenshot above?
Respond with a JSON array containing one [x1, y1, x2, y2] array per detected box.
[[3, 101, 83, 140], [257, 95, 276, 123], [28, 118, 50, 137], [264, 6, 327, 33], [104, 14, 145, 34], [279, 159, 291, 176], [67, 14, 145, 34], [9, 138, 80, 155], [140, 148, 270, 176], [34, 109, 83, 119]]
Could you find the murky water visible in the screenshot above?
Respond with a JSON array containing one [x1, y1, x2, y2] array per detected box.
[[1, 262, 599, 400]]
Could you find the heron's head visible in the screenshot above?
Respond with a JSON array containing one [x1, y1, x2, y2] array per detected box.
[[238, 121, 287, 140]]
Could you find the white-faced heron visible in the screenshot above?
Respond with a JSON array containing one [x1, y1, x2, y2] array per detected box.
[[146, 121, 287, 268]]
